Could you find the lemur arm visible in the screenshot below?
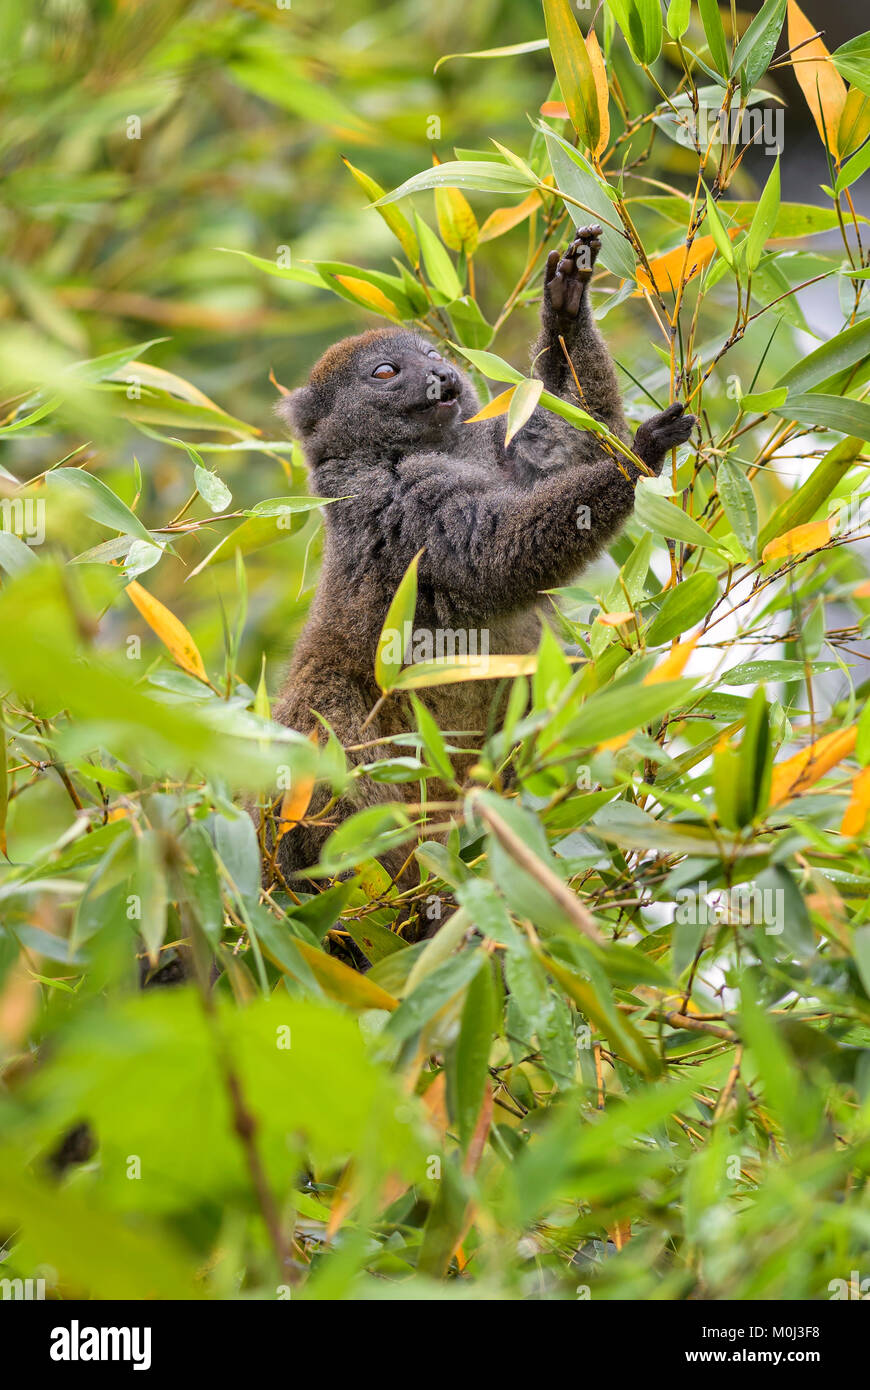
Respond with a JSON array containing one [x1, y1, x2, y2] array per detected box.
[[531, 226, 630, 441], [391, 403, 693, 618]]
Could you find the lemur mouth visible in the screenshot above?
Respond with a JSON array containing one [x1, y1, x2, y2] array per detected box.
[[416, 390, 459, 413]]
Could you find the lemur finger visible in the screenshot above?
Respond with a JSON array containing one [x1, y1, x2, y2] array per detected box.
[[545, 250, 561, 283], [654, 417, 695, 447], [549, 273, 567, 310], [565, 279, 583, 316], [571, 224, 603, 244], [658, 402, 686, 421]]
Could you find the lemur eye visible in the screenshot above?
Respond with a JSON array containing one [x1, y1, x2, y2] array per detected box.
[[372, 363, 399, 379]]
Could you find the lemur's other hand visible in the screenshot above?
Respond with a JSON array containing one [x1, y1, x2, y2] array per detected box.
[[633, 402, 697, 474], [545, 225, 602, 318]]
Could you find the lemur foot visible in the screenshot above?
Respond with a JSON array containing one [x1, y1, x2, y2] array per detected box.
[[633, 402, 697, 473], [545, 225, 602, 318]]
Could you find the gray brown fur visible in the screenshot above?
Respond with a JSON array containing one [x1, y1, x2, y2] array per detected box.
[[268, 228, 695, 882]]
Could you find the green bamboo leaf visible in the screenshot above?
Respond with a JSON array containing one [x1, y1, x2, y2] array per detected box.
[[647, 572, 718, 645], [632, 0, 664, 66], [375, 550, 422, 692], [746, 157, 780, 271], [540, 126, 638, 282], [450, 344, 524, 384], [217, 247, 326, 286], [505, 376, 543, 446], [413, 213, 463, 299], [183, 824, 224, 949], [832, 36, 870, 98], [739, 388, 788, 412], [737, 687, 773, 825], [697, 0, 730, 75], [635, 197, 858, 239], [717, 457, 758, 558], [385, 948, 484, 1043], [758, 435, 864, 550], [634, 482, 724, 551], [835, 135, 870, 194], [0, 531, 39, 576], [666, 0, 691, 41], [447, 296, 494, 349], [732, 0, 787, 86], [723, 659, 837, 685], [410, 694, 456, 786], [713, 741, 742, 831], [705, 190, 737, 269], [453, 958, 496, 1149], [775, 317, 870, 396], [377, 163, 533, 205], [560, 679, 696, 746], [433, 38, 550, 73], [783, 395, 870, 440], [47, 467, 154, 544]]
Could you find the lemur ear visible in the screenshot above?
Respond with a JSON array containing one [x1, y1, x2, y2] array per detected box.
[[279, 385, 318, 440]]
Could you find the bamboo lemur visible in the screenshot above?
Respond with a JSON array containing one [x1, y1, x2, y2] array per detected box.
[[269, 227, 695, 882]]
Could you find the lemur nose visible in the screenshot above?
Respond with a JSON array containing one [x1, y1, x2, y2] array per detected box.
[[431, 363, 459, 397]]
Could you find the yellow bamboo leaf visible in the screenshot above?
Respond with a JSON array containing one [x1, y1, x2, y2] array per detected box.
[[601, 635, 697, 750], [635, 231, 738, 296], [543, 0, 600, 152], [841, 764, 870, 837], [838, 88, 870, 160], [540, 100, 570, 118], [770, 725, 857, 806], [465, 387, 517, 421], [435, 182, 479, 255], [853, 579, 870, 599], [342, 157, 420, 266], [276, 728, 320, 843], [586, 28, 610, 157], [478, 191, 542, 243], [787, 0, 847, 158], [334, 275, 400, 319], [276, 776, 316, 841], [608, 1218, 632, 1251], [108, 360, 227, 414], [291, 938, 399, 1011], [645, 632, 699, 685], [392, 653, 539, 690], [761, 517, 832, 562], [125, 580, 208, 682], [660, 992, 703, 1015]]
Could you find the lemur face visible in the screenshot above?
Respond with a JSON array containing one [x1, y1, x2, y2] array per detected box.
[[283, 329, 476, 460], [363, 335, 462, 417]]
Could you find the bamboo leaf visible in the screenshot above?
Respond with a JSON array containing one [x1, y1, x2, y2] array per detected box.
[[504, 377, 543, 446], [125, 580, 209, 683], [698, 0, 730, 76], [732, 0, 788, 87], [375, 550, 422, 692], [787, 0, 848, 157], [543, 0, 601, 152]]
